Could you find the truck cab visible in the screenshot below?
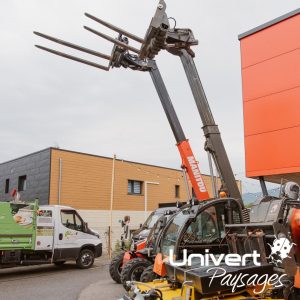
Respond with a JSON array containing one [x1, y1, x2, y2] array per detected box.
[[0, 201, 102, 269]]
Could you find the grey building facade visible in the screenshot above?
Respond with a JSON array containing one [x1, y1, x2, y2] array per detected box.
[[0, 148, 51, 205]]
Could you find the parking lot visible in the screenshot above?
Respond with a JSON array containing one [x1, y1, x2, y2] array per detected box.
[[0, 256, 124, 300]]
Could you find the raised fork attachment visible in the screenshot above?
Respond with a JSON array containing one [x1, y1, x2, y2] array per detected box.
[[34, 11, 144, 71], [34, 0, 198, 72]]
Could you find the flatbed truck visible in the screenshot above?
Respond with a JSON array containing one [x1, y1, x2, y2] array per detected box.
[[0, 200, 102, 269]]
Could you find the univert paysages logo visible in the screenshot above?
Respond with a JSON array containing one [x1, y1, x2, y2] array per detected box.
[[169, 240, 293, 294]]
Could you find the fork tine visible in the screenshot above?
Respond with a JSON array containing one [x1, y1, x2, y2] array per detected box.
[[84, 26, 140, 54], [35, 45, 110, 71], [85, 13, 145, 44], [34, 31, 112, 61]]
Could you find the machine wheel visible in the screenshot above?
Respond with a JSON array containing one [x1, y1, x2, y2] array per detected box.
[[54, 261, 66, 266], [140, 265, 159, 282], [109, 252, 125, 283], [76, 249, 95, 269], [120, 257, 152, 290]]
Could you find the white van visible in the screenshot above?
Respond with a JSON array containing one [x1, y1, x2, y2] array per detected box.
[[0, 202, 102, 269]]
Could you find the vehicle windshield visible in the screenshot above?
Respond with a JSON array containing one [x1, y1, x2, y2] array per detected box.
[[161, 208, 190, 256], [181, 206, 223, 246], [144, 213, 160, 229], [145, 215, 164, 249]]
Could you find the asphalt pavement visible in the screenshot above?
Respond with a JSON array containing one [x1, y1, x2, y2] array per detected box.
[[0, 256, 124, 300]]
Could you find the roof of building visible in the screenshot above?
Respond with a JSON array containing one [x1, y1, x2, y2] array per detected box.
[[239, 8, 300, 40], [0, 148, 51, 165]]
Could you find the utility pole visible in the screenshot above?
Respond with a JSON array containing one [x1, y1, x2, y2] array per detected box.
[[109, 154, 116, 258]]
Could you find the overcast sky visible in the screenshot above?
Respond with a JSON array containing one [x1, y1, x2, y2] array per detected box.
[[1, 0, 299, 194]]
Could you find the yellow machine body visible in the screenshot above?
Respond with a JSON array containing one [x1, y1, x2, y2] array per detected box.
[[133, 280, 283, 300]]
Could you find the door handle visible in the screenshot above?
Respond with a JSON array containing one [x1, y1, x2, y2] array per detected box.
[[59, 233, 63, 240]]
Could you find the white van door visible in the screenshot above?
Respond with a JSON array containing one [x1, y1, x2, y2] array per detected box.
[[55, 209, 87, 259]]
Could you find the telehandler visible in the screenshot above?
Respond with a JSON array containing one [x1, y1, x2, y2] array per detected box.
[[110, 2, 300, 299], [38, 0, 286, 298], [33, 4, 216, 284], [33, 0, 250, 288]]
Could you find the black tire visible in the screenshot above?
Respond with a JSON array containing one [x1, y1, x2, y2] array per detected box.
[[76, 249, 95, 269], [140, 265, 159, 282], [120, 257, 152, 290], [109, 252, 125, 283], [54, 261, 66, 266]]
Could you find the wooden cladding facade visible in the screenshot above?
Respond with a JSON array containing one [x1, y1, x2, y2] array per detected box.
[[49, 148, 221, 211]]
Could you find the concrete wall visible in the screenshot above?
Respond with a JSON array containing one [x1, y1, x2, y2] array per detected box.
[[0, 149, 51, 204]]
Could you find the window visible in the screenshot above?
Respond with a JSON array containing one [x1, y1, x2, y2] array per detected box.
[[18, 175, 27, 192], [61, 210, 84, 232], [161, 208, 190, 256], [144, 212, 160, 229], [128, 180, 142, 194], [175, 185, 180, 198], [182, 206, 222, 245], [185, 209, 218, 241], [5, 179, 9, 194], [180, 204, 229, 247]]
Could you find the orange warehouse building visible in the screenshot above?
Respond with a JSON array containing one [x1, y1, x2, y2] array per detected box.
[[239, 8, 300, 183]]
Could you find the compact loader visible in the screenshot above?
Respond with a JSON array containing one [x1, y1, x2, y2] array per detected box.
[[110, 206, 179, 284]]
